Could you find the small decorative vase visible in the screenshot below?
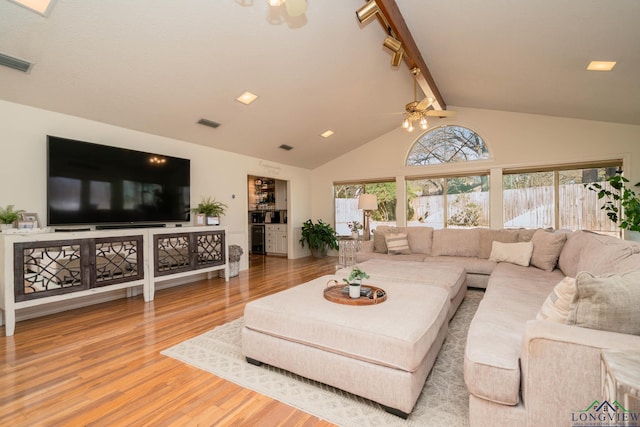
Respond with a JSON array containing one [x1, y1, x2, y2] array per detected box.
[[349, 283, 361, 299], [351, 231, 359, 240]]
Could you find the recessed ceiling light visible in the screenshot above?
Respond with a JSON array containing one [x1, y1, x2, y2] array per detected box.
[[587, 61, 616, 71], [9, 0, 56, 16], [320, 130, 335, 138], [236, 91, 258, 105]]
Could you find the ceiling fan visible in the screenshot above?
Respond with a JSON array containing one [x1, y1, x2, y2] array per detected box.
[[401, 68, 456, 132]]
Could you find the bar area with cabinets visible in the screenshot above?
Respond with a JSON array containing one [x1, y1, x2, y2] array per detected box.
[[248, 175, 288, 256]]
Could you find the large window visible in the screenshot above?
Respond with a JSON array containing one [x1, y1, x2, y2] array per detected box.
[[407, 174, 489, 229], [406, 125, 489, 166], [503, 163, 621, 236], [334, 181, 397, 236]]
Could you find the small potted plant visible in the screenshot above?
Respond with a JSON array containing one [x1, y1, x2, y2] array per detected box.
[[585, 172, 640, 238], [343, 266, 370, 298], [191, 196, 227, 225], [0, 205, 25, 231], [347, 221, 363, 240], [299, 219, 339, 258]]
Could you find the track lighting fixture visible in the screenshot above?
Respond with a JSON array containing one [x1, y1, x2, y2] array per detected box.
[[356, 1, 379, 23], [383, 36, 404, 67]]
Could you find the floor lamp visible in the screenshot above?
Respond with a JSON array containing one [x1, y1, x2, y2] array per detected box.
[[358, 194, 378, 241]]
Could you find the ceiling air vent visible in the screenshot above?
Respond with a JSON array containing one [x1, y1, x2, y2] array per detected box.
[[0, 53, 32, 73], [197, 118, 221, 129], [279, 144, 293, 151]]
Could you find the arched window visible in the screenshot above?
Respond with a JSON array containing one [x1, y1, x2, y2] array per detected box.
[[406, 125, 489, 166]]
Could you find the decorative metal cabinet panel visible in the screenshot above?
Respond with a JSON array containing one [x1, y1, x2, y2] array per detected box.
[[13, 235, 144, 302], [154, 230, 225, 277]]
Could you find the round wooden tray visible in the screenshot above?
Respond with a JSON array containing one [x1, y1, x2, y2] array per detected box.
[[323, 280, 387, 306]]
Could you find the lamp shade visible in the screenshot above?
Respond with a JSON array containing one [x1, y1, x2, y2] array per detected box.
[[358, 194, 378, 211]]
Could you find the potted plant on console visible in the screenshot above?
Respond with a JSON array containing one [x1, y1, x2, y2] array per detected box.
[[585, 171, 640, 240], [299, 219, 339, 258], [192, 196, 227, 226], [0, 205, 24, 232], [343, 266, 370, 299]]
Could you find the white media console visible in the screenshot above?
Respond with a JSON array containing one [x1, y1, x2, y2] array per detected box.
[[0, 226, 228, 336]]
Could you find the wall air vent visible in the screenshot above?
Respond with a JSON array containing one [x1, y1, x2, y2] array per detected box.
[[279, 144, 293, 151], [197, 118, 221, 129], [0, 53, 32, 73]]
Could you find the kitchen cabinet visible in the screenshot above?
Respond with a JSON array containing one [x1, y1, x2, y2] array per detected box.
[[265, 224, 287, 255]]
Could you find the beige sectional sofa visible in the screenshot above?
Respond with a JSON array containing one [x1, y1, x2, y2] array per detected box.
[[356, 226, 640, 426]]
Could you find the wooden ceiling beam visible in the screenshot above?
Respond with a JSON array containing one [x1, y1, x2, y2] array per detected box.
[[373, 0, 447, 110]]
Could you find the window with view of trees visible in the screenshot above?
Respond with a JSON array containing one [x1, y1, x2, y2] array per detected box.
[[407, 175, 489, 229], [334, 181, 397, 236], [406, 125, 489, 166], [503, 164, 621, 236]]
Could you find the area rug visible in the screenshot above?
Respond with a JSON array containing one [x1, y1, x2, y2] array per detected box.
[[162, 289, 483, 427]]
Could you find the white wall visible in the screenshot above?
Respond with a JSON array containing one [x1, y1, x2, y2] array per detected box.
[[311, 106, 640, 227], [0, 100, 314, 270]]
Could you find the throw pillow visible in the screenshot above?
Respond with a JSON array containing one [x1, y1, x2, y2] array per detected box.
[[385, 232, 412, 255], [373, 226, 404, 254], [530, 229, 567, 272], [489, 241, 533, 267], [536, 277, 576, 322], [566, 270, 640, 335], [478, 229, 519, 259]]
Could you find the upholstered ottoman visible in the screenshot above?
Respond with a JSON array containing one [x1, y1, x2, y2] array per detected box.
[[336, 260, 467, 320], [241, 274, 450, 417]]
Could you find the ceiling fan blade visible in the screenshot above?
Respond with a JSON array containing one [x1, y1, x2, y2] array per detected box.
[[425, 110, 457, 118], [416, 97, 435, 111], [286, 0, 307, 17]]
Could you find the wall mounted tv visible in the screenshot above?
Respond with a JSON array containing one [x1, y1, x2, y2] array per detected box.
[[47, 136, 190, 227]]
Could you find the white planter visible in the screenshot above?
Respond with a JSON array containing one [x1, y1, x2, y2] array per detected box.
[[0, 224, 15, 233], [351, 231, 359, 240], [349, 284, 361, 298]]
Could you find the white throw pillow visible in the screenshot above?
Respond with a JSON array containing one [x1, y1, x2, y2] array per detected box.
[[536, 277, 576, 322], [489, 241, 533, 267], [385, 232, 411, 255]]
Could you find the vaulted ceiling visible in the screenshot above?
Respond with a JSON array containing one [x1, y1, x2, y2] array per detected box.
[[1, 1, 638, 169]]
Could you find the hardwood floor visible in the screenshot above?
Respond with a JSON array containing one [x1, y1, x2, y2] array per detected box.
[[0, 255, 339, 427]]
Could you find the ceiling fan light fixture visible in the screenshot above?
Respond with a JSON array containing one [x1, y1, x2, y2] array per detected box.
[[420, 117, 428, 129], [356, 1, 379, 24], [267, 0, 285, 6], [402, 118, 410, 129]]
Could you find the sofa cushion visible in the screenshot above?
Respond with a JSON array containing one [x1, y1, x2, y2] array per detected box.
[[536, 276, 576, 322], [356, 251, 426, 263], [516, 228, 538, 242], [432, 228, 480, 257], [422, 256, 497, 275], [479, 229, 519, 259], [385, 232, 411, 255], [464, 263, 563, 405], [489, 241, 533, 267], [530, 229, 567, 271], [406, 226, 434, 255], [577, 233, 640, 275], [558, 231, 590, 277], [567, 270, 640, 335]]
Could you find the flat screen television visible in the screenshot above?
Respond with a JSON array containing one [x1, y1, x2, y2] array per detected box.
[[47, 136, 190, 227]]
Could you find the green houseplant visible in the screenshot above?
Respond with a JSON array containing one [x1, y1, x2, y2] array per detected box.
[[343, 266, 370, 299], [299, 219, 339, 258], [585, 173, 640, 232], [191, 196, 227, 225], [0, 205, 24, 229]]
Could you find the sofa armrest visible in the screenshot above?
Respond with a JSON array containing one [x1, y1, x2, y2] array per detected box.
[[521, 320, 640, 425], [358, 240, 374, 253]]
